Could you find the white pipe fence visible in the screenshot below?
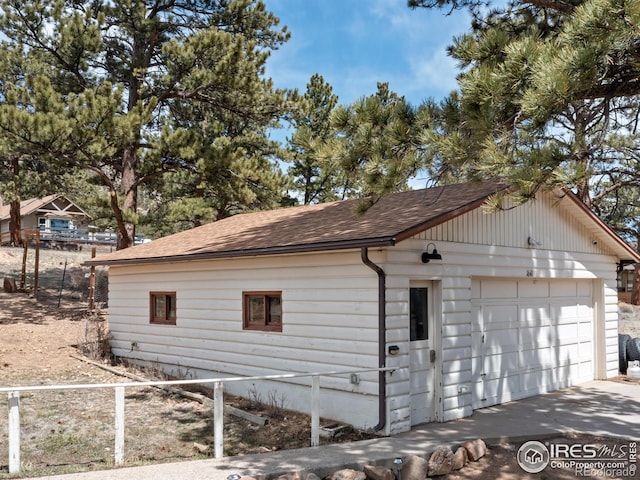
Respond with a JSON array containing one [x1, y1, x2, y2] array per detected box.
[[1, 367, 395, 474]]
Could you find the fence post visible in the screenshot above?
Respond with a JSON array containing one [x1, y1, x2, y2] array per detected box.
[[114, 387, 125, 465], [8, 391, 20, 474], [311, 376, 320, 447], [213, 382, 224, 459]]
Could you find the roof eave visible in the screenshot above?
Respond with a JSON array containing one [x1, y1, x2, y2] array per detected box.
[[84, 236, 397, 267], [394, 186, 507, 242], [562, 189, 640, 263]]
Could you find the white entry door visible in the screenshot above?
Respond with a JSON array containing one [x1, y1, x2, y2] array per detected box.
[[409, 282, 436, 425]]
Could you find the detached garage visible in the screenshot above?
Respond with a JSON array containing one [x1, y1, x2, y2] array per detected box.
[[87, 181, 640, 435]]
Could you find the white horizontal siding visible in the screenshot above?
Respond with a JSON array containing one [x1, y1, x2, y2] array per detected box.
[[107, 250, 383, 429]]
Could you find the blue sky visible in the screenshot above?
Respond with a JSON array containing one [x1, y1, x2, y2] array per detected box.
[[263, 0, 472, 107]]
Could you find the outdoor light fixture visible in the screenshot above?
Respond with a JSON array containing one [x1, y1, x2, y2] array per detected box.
[[394, 457, 405, 480], [421, 243, 442, 263]]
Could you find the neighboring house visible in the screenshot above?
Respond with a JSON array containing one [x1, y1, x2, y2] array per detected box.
[[618, 242, 638, 303], [87, 181, 640, 435], [0, 194, 90, 240]]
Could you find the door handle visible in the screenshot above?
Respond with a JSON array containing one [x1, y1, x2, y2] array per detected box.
[[430, 349, 436, 362]]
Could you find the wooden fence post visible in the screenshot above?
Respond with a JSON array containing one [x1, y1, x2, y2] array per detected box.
[[8, 391, 20, 474], [88, 247, 96, 311], [213, 382, 224, 459], [114, 387, 125, 465], [311, 376, 320, 447]]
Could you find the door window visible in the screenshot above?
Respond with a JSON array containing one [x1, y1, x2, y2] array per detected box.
[[410, 287, 429, 341]]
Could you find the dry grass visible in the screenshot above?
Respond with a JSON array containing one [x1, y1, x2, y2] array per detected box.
[[619, 303, 640, 338], [0, 245, 374, 478]]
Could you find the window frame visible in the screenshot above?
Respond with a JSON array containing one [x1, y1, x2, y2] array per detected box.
[[242, 291, 282, 332], [150, 291, 177, 325]]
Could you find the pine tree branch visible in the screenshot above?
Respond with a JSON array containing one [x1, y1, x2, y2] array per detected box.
[[522, 0, 575, 14]]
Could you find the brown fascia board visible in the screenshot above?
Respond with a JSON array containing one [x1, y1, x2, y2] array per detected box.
[[84, 236, 397, 267]]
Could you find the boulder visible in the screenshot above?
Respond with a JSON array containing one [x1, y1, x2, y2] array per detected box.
[[275, 473, 302, 480], [401, 455, 429, 480], [452, 447, 468, 470], [427, 446, 454, 477], [193, 442, 209, 453], [327, 469, 366, 480], [363, 464, 395, 480], [462, 439, 487, 462]]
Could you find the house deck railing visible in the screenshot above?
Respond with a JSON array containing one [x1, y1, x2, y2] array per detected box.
[[0, 366, 396, 474]]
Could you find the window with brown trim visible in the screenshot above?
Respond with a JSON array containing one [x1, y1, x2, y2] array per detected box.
[[243, 292, 282, 332], [150, 292, 177, 325]]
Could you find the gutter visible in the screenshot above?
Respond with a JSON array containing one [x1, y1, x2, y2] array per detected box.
[[360, 247, 387, 432], [84, 237, 397, 267]]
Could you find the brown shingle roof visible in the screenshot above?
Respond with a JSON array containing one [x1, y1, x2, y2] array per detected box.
[[87, 181, 507, 266], [0, 195, 60, 220]]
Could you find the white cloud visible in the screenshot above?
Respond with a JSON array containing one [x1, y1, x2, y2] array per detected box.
[[407, 45, 461, 99]]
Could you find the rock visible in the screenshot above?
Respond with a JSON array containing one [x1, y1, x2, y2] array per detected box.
[[363, 464, 395, 480], [327, 469, 366, 480], [193, 442, 209, 453], [304, 474, 322, 480], [462, 439, 487, 461], [239, 477, 257, 480], [401, 455, 429, 480], [427, 446, 454, 477], [452, 447, 468, 470], [275, 473, 302, 480]]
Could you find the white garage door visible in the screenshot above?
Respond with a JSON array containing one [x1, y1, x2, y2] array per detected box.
[[471, 278, 594, 409]]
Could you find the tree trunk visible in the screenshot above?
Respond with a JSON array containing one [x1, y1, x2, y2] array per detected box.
[[9, 199, 21, 246], [631, 263, 640, 306], [117, 143, 138, 250], [9, 156, 21, 246]]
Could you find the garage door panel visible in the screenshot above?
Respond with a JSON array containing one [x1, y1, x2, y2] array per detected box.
[[551, 282, 578, 297], [519, 280, 550, 298], [481, 305, 518, 330], [479, 375, 521, 405], [519, 346, 554, 369], [519, 325, 553, 349], [479, 280, 518, 299], [553, 303, 591, 323], [483, 329, 519, 351], [519, 306, 550, 327], [556, 322, 579, 340], [471, 278, 594, 410], [475, 352, 519, 378]]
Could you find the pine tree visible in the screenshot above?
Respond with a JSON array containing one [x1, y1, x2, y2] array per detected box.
[[286, 74, 342, 204], [327, 82, 431, 201], [410, 0, 640, 302], [0, 0, 292, 248]]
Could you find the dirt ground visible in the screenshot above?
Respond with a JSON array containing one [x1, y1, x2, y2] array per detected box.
[[0, 248, 371, 478], [1, 246, 640, 479]]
